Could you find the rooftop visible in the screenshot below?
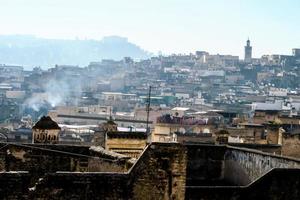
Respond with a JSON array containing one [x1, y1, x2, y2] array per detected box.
[[32, 116, 61, 130]]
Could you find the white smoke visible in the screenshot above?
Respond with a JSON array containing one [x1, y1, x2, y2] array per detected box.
[[24, 78, 82, 111], [44, 79, 70, 107]]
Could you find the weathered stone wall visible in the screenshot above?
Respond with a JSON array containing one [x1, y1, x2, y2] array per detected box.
[[30, 173, 130, 200], [0, 143, 187, 200], [1, 142, 300, 199], [228, 143, 282, 154], [183, 144, 300, 187], [224, 146, 300, 185], [0, 172, 31, 200], [185, 145, 226, 186], [282, 136, 300, 158], [129, 143, 187, 200], [186, 168, 300, 200], [0, 143, 129, 173]]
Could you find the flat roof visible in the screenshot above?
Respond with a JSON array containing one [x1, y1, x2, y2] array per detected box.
[[172, 107, 190, 111], [102, 92, 136, 96], [238, 123, 264, 127]]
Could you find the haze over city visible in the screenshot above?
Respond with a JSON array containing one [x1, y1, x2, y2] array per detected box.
[[0, 0, 300, 57], [1, 1, 300, 199]]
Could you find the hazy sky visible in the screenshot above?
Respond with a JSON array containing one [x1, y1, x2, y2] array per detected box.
[[0, 0, 299, 57]]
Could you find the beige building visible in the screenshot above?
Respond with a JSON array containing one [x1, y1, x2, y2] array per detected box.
[[253, 110, 280, 124], [32, 116, 61, 144], [265, 124, 284, 145], [151, 114, 216, 143], [101, 118, 148, 158], [105, 128, 147, 158], [226, 123, 265, 144]]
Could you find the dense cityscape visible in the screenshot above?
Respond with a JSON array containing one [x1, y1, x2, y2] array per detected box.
[[0, 37, 300, 199], [1, 0, 300, 199], [1, 38, 300, 139]]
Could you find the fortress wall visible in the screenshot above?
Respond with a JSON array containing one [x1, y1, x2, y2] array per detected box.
[[224, 146, 300, 185]]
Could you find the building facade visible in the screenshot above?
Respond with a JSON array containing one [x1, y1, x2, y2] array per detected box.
[[32, 116, 61, 144]]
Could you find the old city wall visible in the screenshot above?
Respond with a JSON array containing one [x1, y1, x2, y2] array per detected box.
[[184, 144, 300, 186], [186, 168, 300, 200], [0, 143, 129, 174], [1, 143, 300, 199], [282, 136, 300, 158], [128, 143, 187, 200], [30, 143, 187, 200], [0, 143, 187, 200], [185, 145, 226, 186], [0, 172, 31, 199], [224, 146, 300, 185]]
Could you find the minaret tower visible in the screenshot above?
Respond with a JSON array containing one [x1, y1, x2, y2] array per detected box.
[[244, 38, 252, 63]]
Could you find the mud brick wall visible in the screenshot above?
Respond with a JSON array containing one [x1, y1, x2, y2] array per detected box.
[[129, 143, 187, 200]]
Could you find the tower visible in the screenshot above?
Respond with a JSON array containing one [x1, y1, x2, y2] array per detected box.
[[32, 116, 61, 144], [244, 38, 252, 63]]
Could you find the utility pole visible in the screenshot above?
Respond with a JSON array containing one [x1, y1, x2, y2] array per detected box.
[[146, 86, 152, 134]]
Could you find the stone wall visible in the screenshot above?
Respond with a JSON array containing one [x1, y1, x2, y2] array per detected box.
[[228, 143, 282, 154], [30, 173, 130, 199], [129, 143, 187, 200], [184, 144, 300, 187], [224, 146, 300, 185], [1, 142, 300, 199], [186, 168, 300, 200], [282, 136, 300, 158], [185, 145, 226, 186], [0, 143, 187, 200], [0, 143, 130, 173], [0, 172, 31, 199]]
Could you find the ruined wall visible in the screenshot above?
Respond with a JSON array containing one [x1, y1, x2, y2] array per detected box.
[[0, 143, 129, 173], [183, 144, 300, 187], [185, 145, 226, 186], [186, 168, 300, 200], [1, 143, 300, 199], [224, 146, 300, 185], [228, 143, 282, 155], [30, 173, 130, 200], [0, 143, 187, 200], [129, 143, 187, 200], [282, 136, 300, 158], [0, 172, 31, 200]]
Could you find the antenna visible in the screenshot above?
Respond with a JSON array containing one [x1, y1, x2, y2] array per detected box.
[[146, 86, 152, 134], [109, 106, 112, 119]]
